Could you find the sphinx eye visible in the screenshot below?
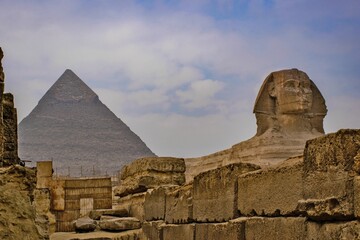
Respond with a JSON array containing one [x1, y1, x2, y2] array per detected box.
[[284, 80, 296, 88]]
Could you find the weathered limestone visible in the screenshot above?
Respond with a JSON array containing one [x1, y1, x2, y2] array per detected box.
[[244, 217, 307, 240], [99, 217, 141, 232], [0, 47, 20, 167], [142, 221, 164, 240], [307, 220, 360, 239], [144, 187, 175, 221], [300, 129, 360, 220], [193, 162, 260, 222], [89, 208, 129, 220], [162, 224, 195, 240], [165, 183, 193, 224], [195, 221, 245, 240], [114, 192, 147, 221], [73, 217, 97, 233], [115, 157, 185, 197], [37, 161, 53, 189], [354, 176, 360, 218], [34, 188, 56, 236], [238, 156, 303, 216]]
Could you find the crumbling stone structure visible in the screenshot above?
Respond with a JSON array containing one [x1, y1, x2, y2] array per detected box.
[[0, 47, 20, 166], [108, 129, 359, 240]]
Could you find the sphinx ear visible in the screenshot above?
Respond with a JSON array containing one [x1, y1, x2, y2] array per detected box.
[[268, 81, 276, 97]]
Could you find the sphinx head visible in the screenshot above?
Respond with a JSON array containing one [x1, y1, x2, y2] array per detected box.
[[253, 69, 327, 136]]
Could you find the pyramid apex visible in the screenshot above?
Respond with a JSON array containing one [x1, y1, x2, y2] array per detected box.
[[39, 69, 98, 105]]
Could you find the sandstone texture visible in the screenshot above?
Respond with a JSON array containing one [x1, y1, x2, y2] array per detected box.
[[301, 129, 360, 220], [99, 217, 141, 232], [19, 69, 155, 176], [193, 162, 260, 222], [89, 208, 128, 220], [238, 156, 303, 216], [0, 47, 20, 167], [73, 217, 97, 233], [115, 157, 185, 197], [0, 165, 42, 240], [165, 183, 193, 224]]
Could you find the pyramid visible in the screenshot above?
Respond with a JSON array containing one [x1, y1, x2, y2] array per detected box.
[[18, 69, 156, 176]]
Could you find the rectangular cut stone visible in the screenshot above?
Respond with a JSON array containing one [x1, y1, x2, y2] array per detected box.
[[115, 157, 186, 198], [121, 157, 186, 179], [304, 129, 360, 173], [307, 220, 360, 239], [244, 217, 306, 240], [50, 179, 65, 211], [193, 163, 259, 222], [144, 187, 169, 221], [238, 157, 303, 216], [300, 130, 360, 221], [36, 161, 53, 188], [162, 224, 195, 240], [142, 221, 164, 240], [195, 221, 245, 240], [165, 184, 193, 224], [114, 192, 147, 221]]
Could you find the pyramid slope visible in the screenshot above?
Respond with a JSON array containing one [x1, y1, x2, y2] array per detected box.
[[19, 70, 156, 176]]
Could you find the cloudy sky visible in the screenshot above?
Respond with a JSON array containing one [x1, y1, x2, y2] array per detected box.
[[0, 0, 359, 157]]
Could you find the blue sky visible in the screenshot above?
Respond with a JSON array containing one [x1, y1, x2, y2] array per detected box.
[[0, 0, 359, 157]]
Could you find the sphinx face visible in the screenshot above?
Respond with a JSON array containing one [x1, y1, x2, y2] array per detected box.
[[275, 78, 313, 114]]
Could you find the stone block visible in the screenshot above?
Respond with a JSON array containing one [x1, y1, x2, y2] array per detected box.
[[50, 179, 65, 211], [162, 224, 195, 240], [36, 161, 53, 188], [142, 221, 164, 240], [144, 187, 175, 221], [304, 129, 360, 174], [244, 217, 306, 240], [121, 157, 186, 179], [115, 157, 186, 197], [165, 184, 193, 224], [193, 163, 260, 222], [195, 221, 245, 240], [89, 208, 128, 220], [307, 220, 360, 239], [73, 216, 96, 233], [301, 130, 360, 220], [238, 156, 303, 216], [114, 192, 147, 221], [99, 217, 141, 231]]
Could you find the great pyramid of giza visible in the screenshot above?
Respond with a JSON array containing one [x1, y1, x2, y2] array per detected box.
[[18, 69, 156, 176]]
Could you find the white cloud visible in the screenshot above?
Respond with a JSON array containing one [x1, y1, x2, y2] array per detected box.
[[176, 79, 225, 110], [0, 0, 359, 157]]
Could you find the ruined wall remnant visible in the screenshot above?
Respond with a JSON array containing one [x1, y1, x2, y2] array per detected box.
[[0, 47, 19, 166], [185, 68, 327, 182], [132, 129, 360, 240]]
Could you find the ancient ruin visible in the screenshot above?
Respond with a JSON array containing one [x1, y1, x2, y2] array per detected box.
[[19, 69, 155, 176], [185, 68, 327, 181], [1, 46, 360, 240], [0, 47, 20, 167]]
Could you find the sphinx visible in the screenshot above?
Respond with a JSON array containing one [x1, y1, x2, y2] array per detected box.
[[224, 68, 327, 167]]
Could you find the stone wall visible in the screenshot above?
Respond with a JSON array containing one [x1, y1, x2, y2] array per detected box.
[[0, 47, 19, 166], [35, 161, 113, 232], [114, 129, 360, 240]]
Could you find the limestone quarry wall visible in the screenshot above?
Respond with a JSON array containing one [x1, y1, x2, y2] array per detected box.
[[112, 129, 360, 240]]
